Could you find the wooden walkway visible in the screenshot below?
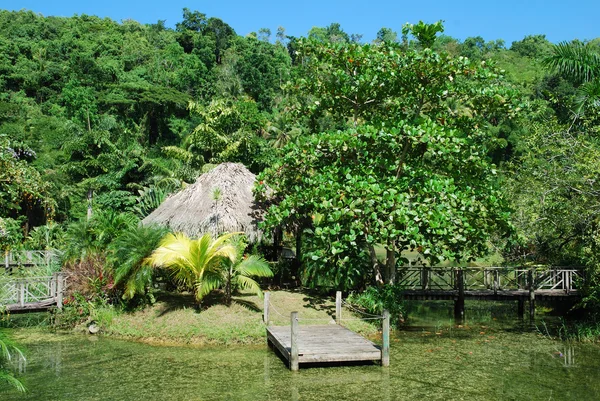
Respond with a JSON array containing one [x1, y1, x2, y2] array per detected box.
[[1, 273, 66, 313], [264, 292, 390, 371], [396, 266, 583, 319]]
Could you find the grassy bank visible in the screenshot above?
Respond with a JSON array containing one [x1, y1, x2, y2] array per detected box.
[[72, 290, 379, 346]]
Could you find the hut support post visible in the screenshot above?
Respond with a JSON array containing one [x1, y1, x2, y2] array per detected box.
[[382, 310, 390, 367], [290, 311, 299, 371], [336, 291, 342, 324]]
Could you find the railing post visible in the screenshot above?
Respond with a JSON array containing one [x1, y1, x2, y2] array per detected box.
[[263, 291, 270, 325], [51, 273, 56, 298], [18, 280, 25, 307], [336, 291, 342, 324], [382, 310, 390, 367], [290, 311, 299, 371], [493, 270, 499, 294], [56, 273, 63, 310], [421, 268, 429, 290], [528, 268, 535, 322]]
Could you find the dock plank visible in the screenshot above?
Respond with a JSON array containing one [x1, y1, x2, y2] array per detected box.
[[267, 324, 382, 368]]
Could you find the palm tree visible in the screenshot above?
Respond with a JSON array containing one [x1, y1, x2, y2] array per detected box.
[[108, 224, 169, 301], [545, 42, 600, 115], [0, 334, 25, 393], [148, 232, 273, 305], [148, 232, 238, 304]]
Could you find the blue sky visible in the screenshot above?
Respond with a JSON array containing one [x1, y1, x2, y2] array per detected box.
[[4, 1, 598, 45]]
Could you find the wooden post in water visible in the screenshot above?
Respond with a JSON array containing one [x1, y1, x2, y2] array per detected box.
[[56, 273, 63, 310], [290, 311, 299, 371], [336, 291, 342, 324], [263, 291, 270, 325], [454, 269, 465, 321], [528, 268, 535, 322], [382, 310, 390, 367]]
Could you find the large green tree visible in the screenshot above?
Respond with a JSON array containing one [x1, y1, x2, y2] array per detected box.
[[259, 28, 521, 288]]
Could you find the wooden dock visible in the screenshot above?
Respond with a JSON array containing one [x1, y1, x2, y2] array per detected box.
[[264, 293, 390, 370], [267, 324, 382, 365]]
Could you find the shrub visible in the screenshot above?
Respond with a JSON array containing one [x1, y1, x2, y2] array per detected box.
[[347, 285, 407, 327]]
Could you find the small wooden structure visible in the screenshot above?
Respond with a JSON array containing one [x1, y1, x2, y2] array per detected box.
[[0, 273, 66, 313], [397, 266, 582, 320], [264, 292, 389, 371]]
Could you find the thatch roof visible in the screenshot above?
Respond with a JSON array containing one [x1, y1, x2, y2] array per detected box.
[[142, 163, 265, 242]]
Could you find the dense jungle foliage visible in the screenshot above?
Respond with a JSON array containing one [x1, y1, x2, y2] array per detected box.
[[1, 9, 600, 316]]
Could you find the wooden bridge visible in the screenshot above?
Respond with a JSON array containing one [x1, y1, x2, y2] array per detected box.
[[396, 266, 582, 319], [0, 273, 66, 313], [264, 292, 390, 371]]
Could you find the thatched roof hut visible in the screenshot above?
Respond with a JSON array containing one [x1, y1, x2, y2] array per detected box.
[[142, 163, 265, 242]]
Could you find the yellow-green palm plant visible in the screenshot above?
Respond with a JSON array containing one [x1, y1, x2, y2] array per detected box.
[[148, 232, 239, 304], [222, 236, 274, 305]]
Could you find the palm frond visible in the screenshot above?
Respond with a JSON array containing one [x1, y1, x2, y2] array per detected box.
[[575, 79, 600, 112], [0, 373, 26, 393], [161, 145, 194, 163], [195, 271, 222, 301], [545, 42, 600, 83], [235, 255, 274, 278], [232, 275, 263, 298], [0, 335, 25, 393]]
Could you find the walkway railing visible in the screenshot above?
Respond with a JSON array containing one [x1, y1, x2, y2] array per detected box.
[[0, 273, 66, 310], [397, 267, 583, 293], [3, 250, 61, 269]]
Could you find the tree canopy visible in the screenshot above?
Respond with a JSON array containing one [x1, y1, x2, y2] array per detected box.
[[2, 9, 600, 304]]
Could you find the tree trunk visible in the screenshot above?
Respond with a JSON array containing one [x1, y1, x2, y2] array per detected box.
[[368, 244, 384, 285], [295, 228, 302, 271], [385, 248, 396, 285], [226, 269, 232, 305]]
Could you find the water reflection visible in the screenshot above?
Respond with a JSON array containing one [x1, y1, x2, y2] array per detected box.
[[556, 344, 575, 367], [1, 309, 600, 401]]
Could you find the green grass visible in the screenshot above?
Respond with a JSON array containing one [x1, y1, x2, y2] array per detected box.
[[91, 290, 379, 345]]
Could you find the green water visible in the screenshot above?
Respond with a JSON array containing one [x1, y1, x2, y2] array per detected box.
[[2, 302, 600, 401]]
